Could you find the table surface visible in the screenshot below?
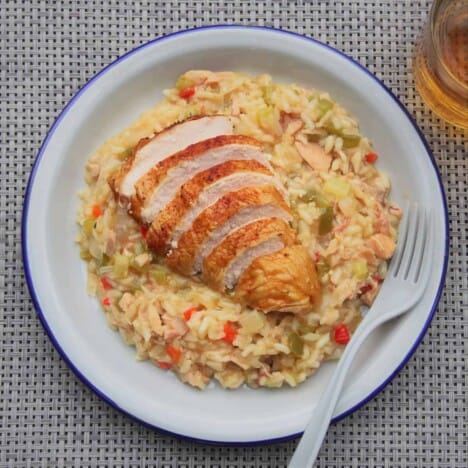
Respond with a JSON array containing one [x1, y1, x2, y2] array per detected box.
[[1, 1, 466, 467]]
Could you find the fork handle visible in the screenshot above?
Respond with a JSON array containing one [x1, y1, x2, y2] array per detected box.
[[288, 312, 386, 468]]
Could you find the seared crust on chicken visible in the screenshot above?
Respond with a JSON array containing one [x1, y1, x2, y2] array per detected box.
[[165, 185, 289, 276], [109, 115, 234, 204], [145, 159, 272, 254], [132, 135, 266, 221], [108, 135, 151, 198], [201, 218, 296, 291], [234, 244, 321, 313]]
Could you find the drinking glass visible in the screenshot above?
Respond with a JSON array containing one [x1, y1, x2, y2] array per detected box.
[[413, 0, 468, 129]]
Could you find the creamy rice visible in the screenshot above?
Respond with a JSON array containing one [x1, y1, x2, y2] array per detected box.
[[77, 71, 401, 389]]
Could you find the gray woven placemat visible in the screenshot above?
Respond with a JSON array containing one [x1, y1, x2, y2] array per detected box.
[[1, 1, 466, 466]]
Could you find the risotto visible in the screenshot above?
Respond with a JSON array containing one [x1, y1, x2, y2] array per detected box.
[[77, 71, 402, 389]]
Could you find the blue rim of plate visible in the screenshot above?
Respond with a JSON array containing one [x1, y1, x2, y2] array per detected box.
[[22, 25, 449, 446]]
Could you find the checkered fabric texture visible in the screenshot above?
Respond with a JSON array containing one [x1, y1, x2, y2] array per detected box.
[[1, 0, 466, 466]]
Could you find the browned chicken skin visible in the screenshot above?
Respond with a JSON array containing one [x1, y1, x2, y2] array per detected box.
[[146, 158, 272, 254], [109, 115, 234, 210], [202, 217, 296, 291], [133, 134, 266, 222], [234, 245, 321, 313], [108, 116, 320, 313], [165, 185, 290, 276]]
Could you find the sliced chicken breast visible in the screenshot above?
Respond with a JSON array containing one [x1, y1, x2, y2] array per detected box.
[[225, 237, 285, 291], [109, 115, 233, 199], [145, 159, 274, 254], [108, 116, 321, 313], [201, 218, 295, 291], [234, 244, 321, 313], [165, 185, 290, 276], [193, 203, 292, 274], [134, 135, 273, 222], [169, 172, 286, 246]]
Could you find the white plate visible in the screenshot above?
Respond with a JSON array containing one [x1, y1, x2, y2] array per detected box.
[[22, 26, 448, 444]]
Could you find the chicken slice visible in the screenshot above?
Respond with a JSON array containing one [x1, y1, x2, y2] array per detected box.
[[134, 135, 273, 222], [193, 203, 292, 274], [169, 172, 286, 248], [109, 115, 233, 199], [202, 218, 296, 291], [225, 238, 286, 292], [234, 244, 321, 313], [166, 185, 290, 276], [146, 159, 275, 254]]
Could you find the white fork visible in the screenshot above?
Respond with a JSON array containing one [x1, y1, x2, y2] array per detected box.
[[289, 203, 432, 468]]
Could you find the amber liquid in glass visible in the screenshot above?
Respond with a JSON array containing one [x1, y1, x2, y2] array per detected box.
[[414, 1, 468, 128]]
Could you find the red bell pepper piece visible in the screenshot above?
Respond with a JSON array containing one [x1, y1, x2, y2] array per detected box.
[[333, 323, 350, 345]]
